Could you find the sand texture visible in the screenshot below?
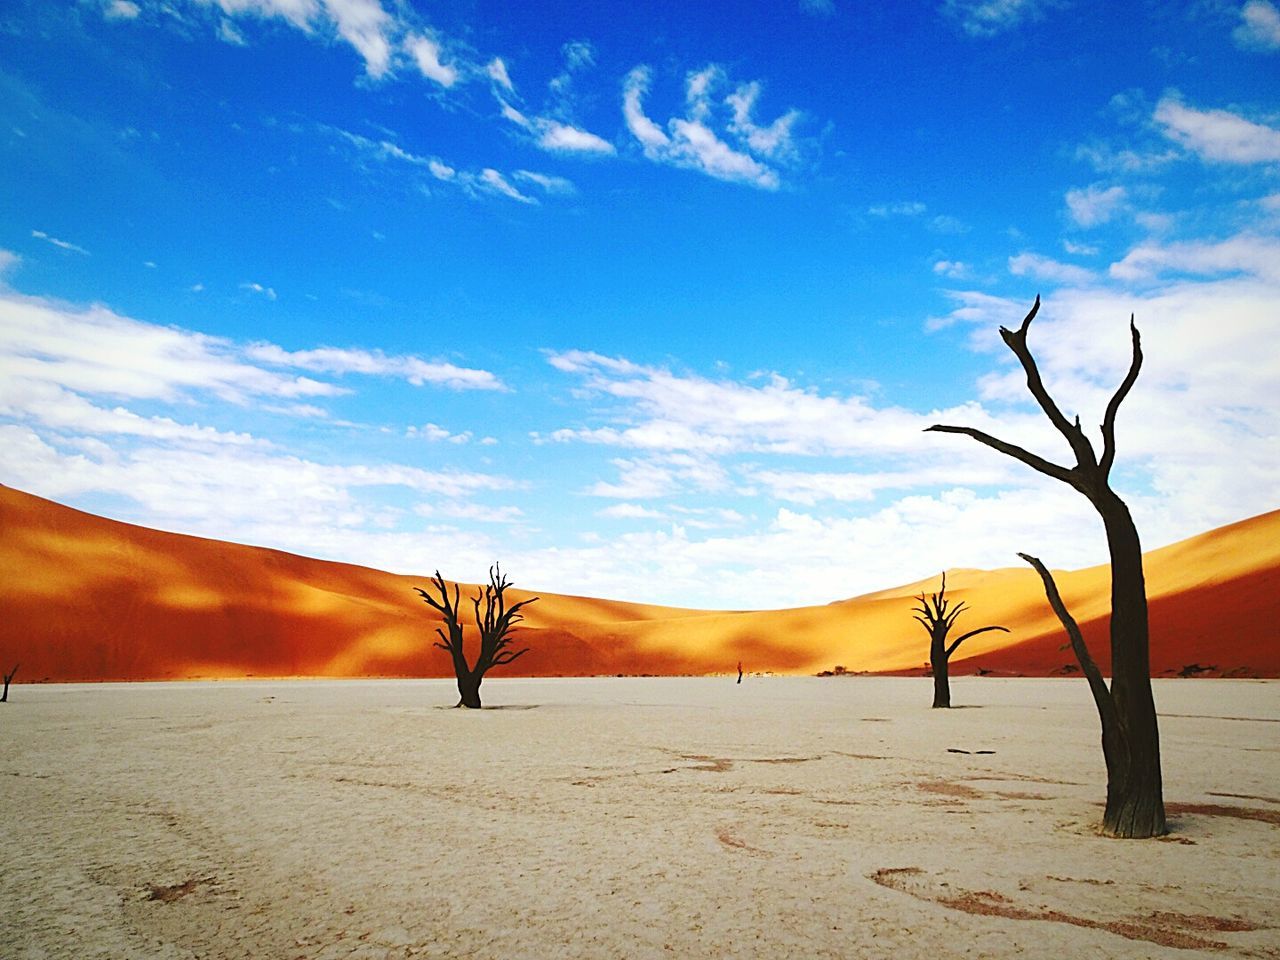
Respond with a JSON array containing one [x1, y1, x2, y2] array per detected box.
[[2, 484, 1278, 682], [2, 677, 1277, 959]]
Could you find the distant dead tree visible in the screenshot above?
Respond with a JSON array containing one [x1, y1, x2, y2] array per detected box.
[[912, 574, 1008, 708], [737, 661, 743, 684], [927, 296, 1165, 838], [1, 663, 17, 703], [414, 565, 538, 709]]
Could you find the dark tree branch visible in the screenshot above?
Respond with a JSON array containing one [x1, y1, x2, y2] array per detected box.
[[1018, 553, 1118, 732], [1099, 316, 1143, 478], [925, 424, 1076, 484], [998, 296, 1099, 469], [1, 663, 16, 703], [946, 625, 1010, 659]]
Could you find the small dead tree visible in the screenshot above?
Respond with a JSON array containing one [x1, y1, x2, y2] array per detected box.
[[737, 661, 743, 684], [1, 663, 17, 703], [414, 565, 537, 709], [926, 296, 1165, 838], [912, 574, 1008, 708]]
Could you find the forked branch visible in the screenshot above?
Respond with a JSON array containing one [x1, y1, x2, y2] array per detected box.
[[1018, 553, 1118, 731], [1099, 316, 1143, 478]]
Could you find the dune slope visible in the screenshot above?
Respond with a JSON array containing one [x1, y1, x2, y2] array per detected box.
[[1, 484, 1276, 680]]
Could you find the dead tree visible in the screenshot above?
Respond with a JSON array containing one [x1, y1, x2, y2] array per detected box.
[[926, 296, 1165, 838], [912, 574, 1008, 708], [414, 565, 537, 709], [1, 663, 16, 703], [737, 661, 743, 684]]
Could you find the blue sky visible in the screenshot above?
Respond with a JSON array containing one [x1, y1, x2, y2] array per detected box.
[[2, 0, 1278, 607]]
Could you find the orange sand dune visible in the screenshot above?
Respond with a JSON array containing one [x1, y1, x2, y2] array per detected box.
[[1, 484, 1276, 681]]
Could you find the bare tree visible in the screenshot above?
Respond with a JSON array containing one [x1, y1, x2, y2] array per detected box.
[[414, 565, 538, 709], [737, 661, 743, 684], [926, 296, 1165, 838], [912, 573, 1008, 708], [1, 663, 17, 703]]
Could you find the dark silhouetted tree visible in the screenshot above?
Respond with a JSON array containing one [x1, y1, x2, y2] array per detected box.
[[912, 573, 1008, 708], [1, 663, 16, 703], [414, 565, 538, 709], [737, 661, 743, 684], [926, 296, 1165, 838]]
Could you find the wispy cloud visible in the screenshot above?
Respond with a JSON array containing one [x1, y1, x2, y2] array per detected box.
[[1154, 96, 1280, 164], [406, 33, 458, 86], [103, 0, 140, 21], [1064, 184, 1126, 227], [1234, 0, 1280, 52], [622, 65, 800, 190], [248, 344, 506, 390], [31, 229, 89, 255], [868, 201, 927, 217], [941, 0, 1057, 37], [326, 126, 537, 204], [1109, 232, 1280, 283], [1008, 252, 1095, 285], [239, 281, 277, 300]]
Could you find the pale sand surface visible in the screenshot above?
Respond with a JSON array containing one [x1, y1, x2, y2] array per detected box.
[[2, 678, 1277, 959]]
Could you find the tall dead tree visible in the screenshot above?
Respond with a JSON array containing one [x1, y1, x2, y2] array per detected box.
[[926, 296, 1165, 838], [913, 573, 1008, 708], [1, 663, 17, 703], [414, 565, 538, 709]]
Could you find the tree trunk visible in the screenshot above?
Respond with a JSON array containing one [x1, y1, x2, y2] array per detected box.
[[1097, 494, 1165, 837], [456, 672, 482, 709], [0, 664, 14, 703], [931, 638, 950, 708]]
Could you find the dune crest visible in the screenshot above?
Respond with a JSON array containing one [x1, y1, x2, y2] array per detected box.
[[1, 484, 1276, 681]]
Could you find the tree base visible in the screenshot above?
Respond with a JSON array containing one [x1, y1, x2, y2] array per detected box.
[[1101, 790, 1167, 838]]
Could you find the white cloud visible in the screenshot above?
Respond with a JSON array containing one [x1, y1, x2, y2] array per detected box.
[[217, 18, 247, 45], [598, 502, 667, 520], [239, 281, 277, 300], [1109, 233, 1280, 283], [561, 40, 595, 72], [928, 214, 969, 235], [480, 168, 536, 204], [586, 454, 728, 499], [513, 170, 575, 195], [1234, 0, 1280, 51], [868, 201, 927, 217], [327, 126, 539, 205], [31, 229, 89, 255], [1073, 141, 1178, 174], [407, 422, 471, 444], [0, 249, 18, 275], [1008, 252, 1096, 285], [725, 81, 801, 161], [1064, 184, 1126, 227], [621, 65, 790, 190], [248, 344, 506, 390], [941, 0, 1055, 37], [1154, 96, 1280, 163], [536, 121, 615, 155], [406, 33, 457, 87], [486, 57, 513, 90], [1062, 239, 1098, 256], [932, 260, 969, 279], [416, 501, 525, 524], [545, 349, 1041, 461], [104, 0, 141, 20], [315, 0, 394, 77], [0, 291, 340, 404]]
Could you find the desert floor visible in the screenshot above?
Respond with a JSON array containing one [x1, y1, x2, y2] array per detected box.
[[1, 677, 1277, 959]]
